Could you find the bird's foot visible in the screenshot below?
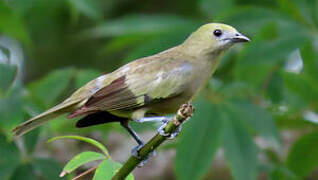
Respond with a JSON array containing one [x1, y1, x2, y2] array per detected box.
[[157, 119, 182, 139], [131, 143, 156, 167], [157, 103, 194, 139], [135, 116, 171, 123]]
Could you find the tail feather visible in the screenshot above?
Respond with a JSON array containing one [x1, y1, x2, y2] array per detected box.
[[12, 100, 80, 137]]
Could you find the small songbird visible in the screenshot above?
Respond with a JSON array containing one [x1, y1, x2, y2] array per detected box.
[[13, 23, 249, 152]]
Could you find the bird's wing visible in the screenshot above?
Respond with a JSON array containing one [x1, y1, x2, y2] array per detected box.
[[77, 60, 193, 113]]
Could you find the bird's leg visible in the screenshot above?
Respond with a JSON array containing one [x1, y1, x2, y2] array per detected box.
[[120, 120, 144, 145], [157, 119, 182, 139], [135, 116, 182, 139], [134, 116, 171, 123], [158, 103, 194, 139], [120, 120, 155, 167]]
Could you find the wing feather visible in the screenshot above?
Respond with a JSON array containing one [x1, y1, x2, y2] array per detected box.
[[69, 60, 193, 117]]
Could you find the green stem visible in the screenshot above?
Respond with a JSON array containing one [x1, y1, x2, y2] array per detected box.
[[111, 103, 194, 180]]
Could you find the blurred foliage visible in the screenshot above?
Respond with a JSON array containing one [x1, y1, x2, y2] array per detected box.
[[0, 0, 317, 179], [48, 135, 134, 179]]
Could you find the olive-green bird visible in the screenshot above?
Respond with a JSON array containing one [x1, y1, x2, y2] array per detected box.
[[13, 23, 249, 148]]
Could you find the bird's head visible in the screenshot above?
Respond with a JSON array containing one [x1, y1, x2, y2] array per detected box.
[[182, 23, 250, 57]]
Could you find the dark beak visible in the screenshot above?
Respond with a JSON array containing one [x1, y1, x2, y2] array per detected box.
[[231, 33, 250, 43]]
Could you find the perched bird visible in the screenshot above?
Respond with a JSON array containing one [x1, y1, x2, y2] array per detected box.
[[13, 23, 249, 152]]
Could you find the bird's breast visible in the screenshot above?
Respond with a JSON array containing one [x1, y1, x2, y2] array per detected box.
[[146, 62, 213, 115]]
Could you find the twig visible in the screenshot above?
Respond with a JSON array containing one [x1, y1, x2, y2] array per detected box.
[[72, 165, 98, 180], [111, 103, 194, 180]]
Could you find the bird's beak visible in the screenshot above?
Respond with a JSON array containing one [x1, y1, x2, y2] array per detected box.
[[231, 33, 250, 43]]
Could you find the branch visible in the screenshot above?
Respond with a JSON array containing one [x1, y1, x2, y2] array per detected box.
[[71, 165, 97, 180], [111, 103, 194, 180]]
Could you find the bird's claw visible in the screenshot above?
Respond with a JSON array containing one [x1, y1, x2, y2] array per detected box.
[[158, 120, 182, 139], [131, 143, 144, 158], [131, 143, 156, 167]]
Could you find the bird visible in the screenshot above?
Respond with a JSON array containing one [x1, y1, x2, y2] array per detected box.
[[12, 23, 250, 155]]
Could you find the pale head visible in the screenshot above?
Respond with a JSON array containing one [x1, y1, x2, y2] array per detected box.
[[182, 23, 250, 56]]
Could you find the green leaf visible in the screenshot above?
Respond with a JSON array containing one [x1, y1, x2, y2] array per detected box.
[[68, 0, 102, 20], [0, 63, 17, 93], [0, 46, 18, 93], [291, 0, 318, 27], [286, 131, 318, 178], [269, 165, 298, 180], [93, 160, 134, 180], [226, 100, 279, 143], [75, 69, 100, 88], [10, 164, 36, 180], [0, 134, 20, 180], [282, 72, 318, 103], [61, 151, 106, 176], [277, 0, 308, 25], [33, 158, 67, 180], [235, 28, 308, 87], [300, 42, 318, 80], [223, 115, 259, 180], [176, 98, 224, 180], [83, 14, 198, 38], [48, 135, 109, 156], [0, 88, 24, 138], [28, 68, 75, 108], [200, 0, 234, 17], [0, 1, 30, 44], [266, 71, 284, 104], [238, 33, 307, 67], [24, 128, 40, 155]]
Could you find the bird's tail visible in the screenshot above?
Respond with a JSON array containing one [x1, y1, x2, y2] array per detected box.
[[12, 100, 81, 137]]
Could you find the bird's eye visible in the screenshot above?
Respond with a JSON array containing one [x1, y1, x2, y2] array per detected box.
[[213, 29, 222, 37]]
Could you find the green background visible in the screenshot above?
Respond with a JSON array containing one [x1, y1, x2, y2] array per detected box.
[[0, 0, 318, 179]]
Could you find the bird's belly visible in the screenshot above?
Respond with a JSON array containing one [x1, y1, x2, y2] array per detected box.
[[146, 93, 192, 115], [148, 69, 211, 115], [108, 92, 192, 119]]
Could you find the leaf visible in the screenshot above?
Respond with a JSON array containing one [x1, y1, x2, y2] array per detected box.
[[199, 0, 234, 17], [234, 25, 308, 87], [226, 100, 279, 143], [282, 72, 318, 103], [266, 71, 284, 104], [238, 33, 307, 68], [48, 135, 110, 156], [175, 98, 224, 180], [286, 131, 318, 178], [0, 52, 17, 97], [10, 164, 36, 180], [0, 88, 24, 138], [28, 68, 75, 108], [300, 42, 318, 80], [93, 160, 134, 180], [277, 0, 308, 25], [33, 158, 67, 180], [275, 114, 317, 129], [24, 128, 40, 155], [83, 14, 199, 38], [68, 0, 102, 20], [291, 0, 318, 27], [61, 151, 106, 176], [75, 69, 101, 88], [269, 165, 298, 180], [0, 1, 30, 44], [223, 114, 259, 180], [0, 63, 17, 93], [0, 134, 20, 180]]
